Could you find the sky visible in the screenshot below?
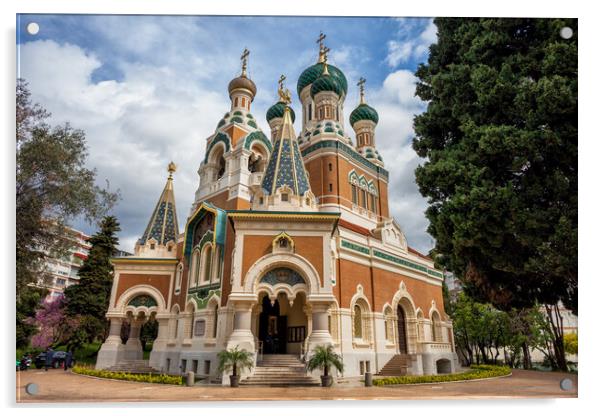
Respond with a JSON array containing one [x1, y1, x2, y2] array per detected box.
[[16, 14, 437, 254]]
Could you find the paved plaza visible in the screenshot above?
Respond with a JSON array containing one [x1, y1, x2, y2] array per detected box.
[[16, 369, 577, 403]]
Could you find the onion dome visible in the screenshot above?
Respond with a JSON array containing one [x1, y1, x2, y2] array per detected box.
[[350, 103, 379, 126], [297, 63, 348, 97], [310, 67, 343, 98], [266, 101, 296, 123], [228, 75, 257, 98]]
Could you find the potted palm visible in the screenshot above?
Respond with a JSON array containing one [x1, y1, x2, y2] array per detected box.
[[217, 346, 254, 387], [307, 344, 344, 387]]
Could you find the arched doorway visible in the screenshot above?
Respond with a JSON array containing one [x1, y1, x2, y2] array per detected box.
[[256, 292, 308, 355], [258, 296, 285, 354], [397, 305, 408, 354]]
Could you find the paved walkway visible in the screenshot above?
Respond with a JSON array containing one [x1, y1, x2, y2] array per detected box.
[[16, 369, 577, 403]]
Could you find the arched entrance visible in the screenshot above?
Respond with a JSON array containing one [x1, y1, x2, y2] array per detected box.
[[256, 292, 308, 355], [397, 305, 408, 354]]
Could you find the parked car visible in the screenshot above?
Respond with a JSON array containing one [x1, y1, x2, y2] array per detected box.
[[34, 351, 75, 369], [17, 355, 32, 371]]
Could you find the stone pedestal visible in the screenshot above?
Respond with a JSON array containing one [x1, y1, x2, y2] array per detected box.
[[306, 297, 335, 354], [149, 316, 170, 371], [95, 318, 125, 369], [123, 318, 144, 360]]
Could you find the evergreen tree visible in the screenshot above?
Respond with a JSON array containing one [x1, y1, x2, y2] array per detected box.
[[413, 18, 577, 370], [64, 216, 121, 345]]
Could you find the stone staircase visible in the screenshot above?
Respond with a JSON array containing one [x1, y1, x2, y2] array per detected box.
[[376, 354, 409, 376], [107, 360, 160, 374], [240, 354, 320, 387]]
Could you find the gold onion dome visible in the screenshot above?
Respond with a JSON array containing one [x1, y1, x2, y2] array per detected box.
[[228, 75, 257, 99]]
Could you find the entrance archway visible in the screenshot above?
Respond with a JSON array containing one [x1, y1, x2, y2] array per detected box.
[[256, 292, 308, 355], [397, 305, 408, 354]]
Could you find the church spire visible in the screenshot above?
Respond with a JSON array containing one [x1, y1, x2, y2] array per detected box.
[[136, 162, 180, 256], [260, 79, 311, 198]]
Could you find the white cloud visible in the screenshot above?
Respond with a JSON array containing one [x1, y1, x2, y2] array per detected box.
[[19, 39, 227, 252], [369, 69, 432, 253], [385, 18, 437, 68]]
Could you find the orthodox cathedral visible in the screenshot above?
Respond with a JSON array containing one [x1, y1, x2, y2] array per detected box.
[[96, 34, 458, 384]]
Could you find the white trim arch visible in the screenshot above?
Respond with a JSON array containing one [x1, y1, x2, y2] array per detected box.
[[242, 252, 322, 295], [115, 284, 167, 315]]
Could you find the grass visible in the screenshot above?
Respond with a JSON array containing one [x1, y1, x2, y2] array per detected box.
[[72, 365, 183, 385], [373, 364, 511, 386]]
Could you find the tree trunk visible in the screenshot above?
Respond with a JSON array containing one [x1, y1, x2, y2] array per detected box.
[[233, 363, 237, 377], [521, 342, 532, 369], [545, 304, 568, 372], [324, 365, 329, 377]]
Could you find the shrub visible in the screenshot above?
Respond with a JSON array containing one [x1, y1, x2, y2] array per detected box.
[[373, 364, 511, 386], [72, 366, 183, 385]]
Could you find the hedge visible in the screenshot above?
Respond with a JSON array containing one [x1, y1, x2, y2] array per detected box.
[[72, 366, 183, 385], [373, 364, 511, 386]]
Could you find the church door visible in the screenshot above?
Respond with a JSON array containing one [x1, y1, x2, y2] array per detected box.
[[397, 305, 408, 354]]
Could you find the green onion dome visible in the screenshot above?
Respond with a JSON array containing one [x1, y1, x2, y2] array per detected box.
[[310, 72, 343, 98], [266, 101, 296, 123], [349, 103, 379, 126], [297, 63, 348, 97]]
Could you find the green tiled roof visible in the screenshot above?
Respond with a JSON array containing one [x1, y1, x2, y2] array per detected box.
[[266, 101, 296, 123], [350, 103, 379, 126], [297, 63, 348, 97]]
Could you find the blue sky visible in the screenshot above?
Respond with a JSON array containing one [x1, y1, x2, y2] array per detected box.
[[17, 14, 437, 253]]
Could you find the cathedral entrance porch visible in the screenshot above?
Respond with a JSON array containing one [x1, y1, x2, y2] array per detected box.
[[255, 292, 309, 356]]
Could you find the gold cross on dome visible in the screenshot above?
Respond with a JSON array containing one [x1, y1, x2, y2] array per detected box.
[[323, 46, 330, 64], [240, 48, 250, 76], [317, 31, 327, 62], [358, 77, 366, 103], [278, 74, 292, 105]]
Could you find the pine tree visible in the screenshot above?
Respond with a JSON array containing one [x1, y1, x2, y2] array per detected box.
[[413, 18, 577, 370], [64, 216, 121, 344]]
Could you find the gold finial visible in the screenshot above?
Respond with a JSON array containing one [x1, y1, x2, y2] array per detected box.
[[278, 74, 292, 105], [357, 77, 366, 104], [321, 46, 331, 75], [317, 31, 326, 62], [240, 48, 250, 77], [167, 161, 177, 179]]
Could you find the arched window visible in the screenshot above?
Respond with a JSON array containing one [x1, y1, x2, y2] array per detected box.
[[242, 97, 246, 108], [190, 249, 200, 288], [353, 304, 363, 339], [201, 244, 212, 283], [175, 263, 183, 293], [234, 97, 239, 107], [360, 189, 367, 208], [308, 103, 312, 121], [351, 185, 358, 205], [416, 310, 425, 341], [431, 311, 442, 342], [384, 306, 394, 343], [212, 304, 219, 338]]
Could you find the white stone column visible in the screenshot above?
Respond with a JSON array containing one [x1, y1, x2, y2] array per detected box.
[[96, 316, 126, 369], [124, 318, 144, 360], [226, 297, 257, 353], [149, 316, 170, 371], [306, 298, 335, 353]]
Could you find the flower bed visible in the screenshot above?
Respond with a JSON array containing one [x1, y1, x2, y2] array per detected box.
[[373, 364, 511, 386], [72, 366, 183, 385]]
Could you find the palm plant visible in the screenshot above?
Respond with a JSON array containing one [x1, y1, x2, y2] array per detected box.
[[217, 346, 254, 387], [307, 344, 344, 387]]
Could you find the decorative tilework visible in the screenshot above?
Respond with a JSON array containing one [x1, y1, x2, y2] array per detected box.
[[243, 131, 272, 152], [128, 295, 158, 307], [260, 268, 306, 286], [340, 239, 443, 279], [204, 133, 231, 163], [302, 140, 389, 180]]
